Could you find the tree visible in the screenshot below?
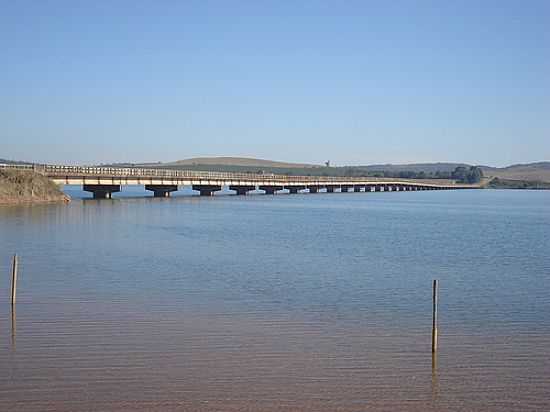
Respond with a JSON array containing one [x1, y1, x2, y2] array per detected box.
[[466, 166, 483, 183], [451, 166, 483, 183]]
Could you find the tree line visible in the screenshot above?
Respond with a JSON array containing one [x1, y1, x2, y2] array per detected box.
[[339, 166, 483, 183]]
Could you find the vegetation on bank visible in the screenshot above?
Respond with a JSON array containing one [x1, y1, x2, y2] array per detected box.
[[487, 177, 550, 190], [0, 169, 69, 204]]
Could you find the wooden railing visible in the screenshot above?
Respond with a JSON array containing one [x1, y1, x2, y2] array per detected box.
[[1, 163, 470, 186]]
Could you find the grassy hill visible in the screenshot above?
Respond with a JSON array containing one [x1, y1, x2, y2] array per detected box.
[[0, 158, 33, 165], [164, 157, 318, 168], [481, 162, 550, 183]]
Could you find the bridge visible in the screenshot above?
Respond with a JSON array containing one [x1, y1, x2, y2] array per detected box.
[[2, 164, 480, 198]]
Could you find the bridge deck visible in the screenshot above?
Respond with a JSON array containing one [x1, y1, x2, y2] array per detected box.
[[1, 163, 481, 198]]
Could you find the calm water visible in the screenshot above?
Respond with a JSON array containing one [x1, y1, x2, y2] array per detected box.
[[1, 189, 549, 411]]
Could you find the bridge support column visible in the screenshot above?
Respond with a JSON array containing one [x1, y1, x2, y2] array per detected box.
[[341, 185, 353, 193], [192, 185, 221, 196], [145, 185, 178, 197], [353, 186, 362, 192], [307, 186, 319, 193], [325, 186, 336, 193], [229, 185, 255, 195], [259, 185, 283, 195], [286, 186, 306, 194], [83, 184, 120, 199]]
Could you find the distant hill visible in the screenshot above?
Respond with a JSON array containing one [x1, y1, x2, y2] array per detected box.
[[0, 158, 33, 165], [481, 162, 550, 183], [163, 157, 318, 168], [358, 163, 471, 173], [122, 157, 550, 182]]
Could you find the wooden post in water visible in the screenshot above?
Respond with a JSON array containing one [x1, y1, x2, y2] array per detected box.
[[11, 254, 18, 306], [432, 279, 438, 352]]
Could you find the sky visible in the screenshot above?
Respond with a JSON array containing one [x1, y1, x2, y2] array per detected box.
[[1, 1, 549, 167]]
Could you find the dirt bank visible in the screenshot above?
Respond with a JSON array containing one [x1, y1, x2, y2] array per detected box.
[[0, 169, 70, 205]]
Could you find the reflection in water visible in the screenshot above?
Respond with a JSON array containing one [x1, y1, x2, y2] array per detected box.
[[11, 305, 16, 351], [431, 351, 439, 405]]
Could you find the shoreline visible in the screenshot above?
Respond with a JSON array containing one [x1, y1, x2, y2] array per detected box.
[[0, 194, 71, 206]]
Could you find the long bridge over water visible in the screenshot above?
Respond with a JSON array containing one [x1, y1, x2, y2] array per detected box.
[[2, 164, 480, 198]]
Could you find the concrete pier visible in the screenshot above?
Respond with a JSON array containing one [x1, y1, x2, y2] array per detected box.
[[325, 185, 337, 193], [341, 185, 353, 193], [307, 186, 319, 193], [83, 184, 121, 199], [259, 185, 283, 195], [229, 185, 255, 196], [353, 185, 362, 192], [192, 185, 221, 196], [286, 186, 306, 194], [145, 184, 178, 197]]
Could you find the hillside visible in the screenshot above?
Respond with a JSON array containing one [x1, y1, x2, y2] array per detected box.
[[358, 163, 471, 173], [0, 169, 70, 204], [0, 158, 33, 165], [163, 157, 318, 168], [482, 162, 550, 183]]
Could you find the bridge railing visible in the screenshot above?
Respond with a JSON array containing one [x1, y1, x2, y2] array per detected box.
[[1, 163, 469, 186], [38, 164, 414, 183]]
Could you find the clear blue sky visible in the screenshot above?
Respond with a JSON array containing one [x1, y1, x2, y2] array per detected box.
[[1, 1, 548, 166]]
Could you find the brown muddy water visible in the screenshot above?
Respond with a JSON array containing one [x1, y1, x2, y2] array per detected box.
[[1, 189, 550, 411]]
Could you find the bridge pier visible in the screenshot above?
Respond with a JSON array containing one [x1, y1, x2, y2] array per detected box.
[[286, 186, 306, 194], [83, 184, 120, 199], [307, 186, 319, 193], [145, 185, 178, 197], [229, 185, 255, 196], [192, 185, 221, 196], [353, 185, 363, 192], [340, 185, 353, 193], [259, 185, 283, 195], [325, 185, 337, 193]]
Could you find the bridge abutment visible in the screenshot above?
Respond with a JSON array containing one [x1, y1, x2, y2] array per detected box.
[[83, 184, 120, 199], [145, 185, 178, 197]]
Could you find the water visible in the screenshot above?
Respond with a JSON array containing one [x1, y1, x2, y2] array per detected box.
[[1, 190, 549, 411]]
